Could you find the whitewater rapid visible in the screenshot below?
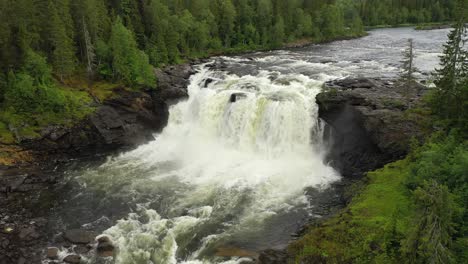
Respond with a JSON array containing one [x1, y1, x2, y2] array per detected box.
[[75, 59, 340, 263]]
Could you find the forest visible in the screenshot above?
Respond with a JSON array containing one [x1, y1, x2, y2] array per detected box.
[[0, 1, 467, 264], [0, 0, 458, 140]]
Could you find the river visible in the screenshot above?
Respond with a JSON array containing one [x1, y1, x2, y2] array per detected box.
[[45, 27, 449, 264]]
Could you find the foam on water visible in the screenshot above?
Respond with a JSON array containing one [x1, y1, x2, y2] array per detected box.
[[78, 62, 340, 263]]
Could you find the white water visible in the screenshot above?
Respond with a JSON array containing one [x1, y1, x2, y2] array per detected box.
[[46, 28, 452, 264], [78, 61, 340, 263]]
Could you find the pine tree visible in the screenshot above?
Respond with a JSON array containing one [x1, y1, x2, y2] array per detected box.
[[271, 16, 285, 48], [402, 181, 456, 264], [432, 2, 468, 123], [48, 0, 76, 81], [109, 17, 155, 86], [400, 38, 418, 106]]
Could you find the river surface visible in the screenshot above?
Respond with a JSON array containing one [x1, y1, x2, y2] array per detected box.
[[46, 28, 449, 264]]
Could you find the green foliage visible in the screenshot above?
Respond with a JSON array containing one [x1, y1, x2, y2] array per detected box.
[[430, 4, 468, 131], [0, 50, 92, 142], [47, 0, 76, 80], [290, 134, 468, 263], [402, 180, 457, 264], [109, 18, 155, 87], [290, 159, 415, 263], [358, 0, 457, 26]]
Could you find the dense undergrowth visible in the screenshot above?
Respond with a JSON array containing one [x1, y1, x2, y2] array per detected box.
[[289, 131, 467, 263]]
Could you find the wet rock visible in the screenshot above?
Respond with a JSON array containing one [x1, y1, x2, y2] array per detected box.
[[74, 245, 91, 254], [63, 254, 81, 264], [203, 78, 215, 88], [258, 249, 289, 264], [63, 229, 97, 244], [97, 241, 114, 257], [229, 93, 247, 103], [1, 239, 9, 248], [155, 64, 194, 101], [46, 247, 59, 259], [96, 235, 111, 244], [22, 63, 195, 158], [96, 235, 114, 257], [17, 257, 26, 264], [318, 78, 428, 177], [18, 226, 40, 241]]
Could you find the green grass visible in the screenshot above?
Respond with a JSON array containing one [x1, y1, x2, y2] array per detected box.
[[290, 132, 467, 263], [0, 121, 15, 144], [0, 86, 93, 144], [289, 159, 416, 263]]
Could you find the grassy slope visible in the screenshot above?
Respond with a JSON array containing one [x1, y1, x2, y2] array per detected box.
[[0, 79, 125, 145], [289, 159, 415, 263]]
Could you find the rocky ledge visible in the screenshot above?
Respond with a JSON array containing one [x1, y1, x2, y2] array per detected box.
[[318, 77, 428, 177], [21, 63, 195, 159]]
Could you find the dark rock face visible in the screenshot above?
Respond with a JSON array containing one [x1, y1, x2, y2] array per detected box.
[[258, 249, 289, 264], [318, 77, 427, 177], [63, 254, 81, 264], [63, 229, 97, 244], [21, 64, 194, 160], [154, 64, 195, 101]]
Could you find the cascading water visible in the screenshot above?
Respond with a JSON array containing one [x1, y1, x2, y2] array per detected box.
[[42, 27, 452, 264], [76, 60, 340, 264]]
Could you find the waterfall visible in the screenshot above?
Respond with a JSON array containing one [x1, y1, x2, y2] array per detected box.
[[79, 60, 340, 264]]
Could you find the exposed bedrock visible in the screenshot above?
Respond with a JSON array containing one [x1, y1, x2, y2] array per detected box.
[[318, 77, 427, 177], [21, 64, 195, 159]]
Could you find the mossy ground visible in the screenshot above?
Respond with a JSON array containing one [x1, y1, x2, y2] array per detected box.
[[289, 159, 416, 263], [0, 86, 92, 144]]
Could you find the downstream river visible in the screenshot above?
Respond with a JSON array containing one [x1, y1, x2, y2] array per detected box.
[[46, 28, 449, 264]]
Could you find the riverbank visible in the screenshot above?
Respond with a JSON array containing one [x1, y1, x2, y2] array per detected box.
[[288, 79, 467, 263], [289, 133, 467, 263], [365, 22, 452, 31]]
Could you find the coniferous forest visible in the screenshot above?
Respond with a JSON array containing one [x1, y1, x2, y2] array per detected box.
[[0, 1, 467, 264], [0, 0, 459, 137]]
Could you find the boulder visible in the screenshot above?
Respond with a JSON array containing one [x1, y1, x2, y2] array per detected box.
[[18, 227, 40, 241], [97, 241, 114, 257], [96, 235, 114, 257], [63, 229, 97, 244], [46, 247, 59, 259], [63, 254, 81, 264], [318, 78, 428, 177]]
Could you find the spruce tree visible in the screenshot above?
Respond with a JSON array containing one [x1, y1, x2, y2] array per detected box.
[[109, 17, 155, 87], [400, 38, 418, 106], [432, 2, 467, 124], [48, 0, 76, 81], [402, 181, 456, 264]]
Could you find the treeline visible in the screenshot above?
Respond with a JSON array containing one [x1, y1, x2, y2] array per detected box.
[[357, 0, 457, 26], [0, 0, 366, 86], [0, 0, 460, 142], [0, 0, 365, 141]]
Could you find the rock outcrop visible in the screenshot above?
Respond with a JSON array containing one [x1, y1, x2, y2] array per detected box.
[[318, 77, 427, 177], [20, 64, 194, 160]]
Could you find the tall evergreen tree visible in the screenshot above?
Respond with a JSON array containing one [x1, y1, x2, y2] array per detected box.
[[109, 17, 155, 86], [48, 0, 76, 81], [400, 38, 418, 105], [432, 2, 468, 124]]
